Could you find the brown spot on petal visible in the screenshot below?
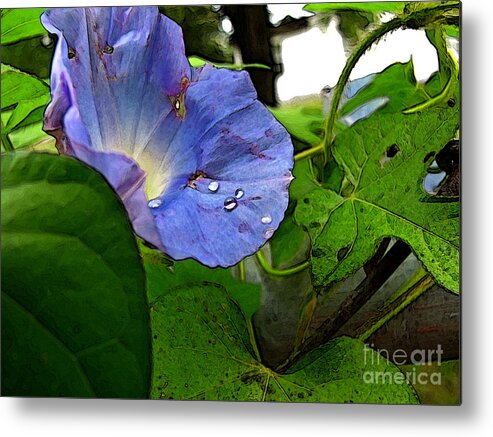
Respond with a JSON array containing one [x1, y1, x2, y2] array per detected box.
[[249, 143, 273, 160], [186, 169, 208, 189], [169, 76, 190, 120], [238, 223, 251, 233], [102, 44, 114, 54]]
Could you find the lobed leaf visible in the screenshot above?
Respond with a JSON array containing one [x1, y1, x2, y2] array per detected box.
[[295, 81, 460, 293], [150, 283, 419, 403]]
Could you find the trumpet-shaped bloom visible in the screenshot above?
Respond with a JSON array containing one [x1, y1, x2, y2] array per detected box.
[[42, 7, 293, 267]]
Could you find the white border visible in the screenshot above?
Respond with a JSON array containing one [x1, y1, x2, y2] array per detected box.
[[1, 0, 493, 435]]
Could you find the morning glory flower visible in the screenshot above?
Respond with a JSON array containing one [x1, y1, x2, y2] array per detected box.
[[41, 7, 293, 267]]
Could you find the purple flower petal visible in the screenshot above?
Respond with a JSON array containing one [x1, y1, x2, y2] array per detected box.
[[72, 142, 165, 250], [42, 6, 293, 267]]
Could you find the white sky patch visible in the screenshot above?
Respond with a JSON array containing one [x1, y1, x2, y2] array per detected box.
[[267, 4, 313, 25], [277, 20, 346, 101], [350, 28, 439, 82], [277, 23, 440, 102]]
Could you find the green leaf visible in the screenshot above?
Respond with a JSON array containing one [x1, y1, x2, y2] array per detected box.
[[150, 283, 418, 403], [290, 159, 321, 201], [160, 6, 233, 64], [1, 153, 151, 398], [444, 25, 459, 39], [271, 62, 426, 147], [0, 36, 54, 79], [2, 119, 56, 153], [188, 55, 270, 71], [304, 2, 405, 14], [269, 98, 325, 146], [142, 246, 261, 319], [1, 64, 50, 134], [269, 216, 310, 268], [339, 61, 427, 120], [295, 86, 460, 293], [1, 8, 46, 45], [400, 360, 460, 405], [403, 1, 459, 15]]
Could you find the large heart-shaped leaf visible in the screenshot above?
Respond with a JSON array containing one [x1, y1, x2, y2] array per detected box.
[[295, 88, 460, 293], [1, 153, 151, 398], [150, 283, 418, 403]]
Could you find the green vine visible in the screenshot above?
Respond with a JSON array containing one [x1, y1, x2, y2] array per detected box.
[[322, 2, 460, 167], [255, 250, 309, 277]]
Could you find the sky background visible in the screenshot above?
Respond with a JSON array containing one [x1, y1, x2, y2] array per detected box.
[[266, 4, 442, 101]]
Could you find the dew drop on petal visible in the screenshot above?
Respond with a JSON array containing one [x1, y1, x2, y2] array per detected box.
[[264, 228, 275, 239], [208, 181, 219, 192], [174, 100, 180, 110], [224, 197, 237, 211], [235, 188, 244, 199], [261, 214, 272, 224], [148, 198, 162, 209]]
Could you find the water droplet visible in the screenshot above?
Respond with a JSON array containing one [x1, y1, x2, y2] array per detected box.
[[148, 198, 162, 209], [68, 47, 76, 59], [264, 228, 275, 239], [261, 214, 272, 225], [223, 197, 237, 211], [208, 181, 219, 192], [102, 44, 114, 54], [234, 188, 244, 199], [174, 100, 180, 110]]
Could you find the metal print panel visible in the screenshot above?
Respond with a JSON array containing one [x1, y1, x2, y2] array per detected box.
[[1, 2, 460, 404]]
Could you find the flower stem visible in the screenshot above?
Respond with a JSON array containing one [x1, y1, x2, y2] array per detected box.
[[294, 143, 324, 162], [255, 250, 309, 277], [356, 268, 435, 342], [322, 2, 460, 165], [238, 260, 246, 282]]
